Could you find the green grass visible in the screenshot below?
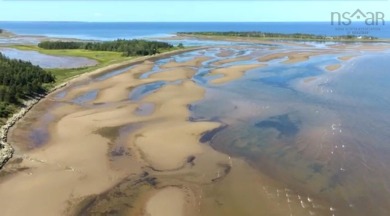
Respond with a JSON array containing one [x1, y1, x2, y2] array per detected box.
[[0, 44, 188, 126], [9, 45, 185, 85], [48, 58, 138, 84], [10, 45, 126, 64], [10, 45, 138, 84]]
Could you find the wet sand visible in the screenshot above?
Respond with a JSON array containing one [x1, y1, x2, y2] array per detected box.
[[0, 52, 242, 216], [258, 50, 340, 64], [160, 56, 210, 69], [338, 55, 358, 61], [212, 56, 252, 66], [1, 42, 389, 216], [325, 64, 341, 71], [145, 187, 186, 216], [0, 47, 310, 216], [210, 64, 266, 84]]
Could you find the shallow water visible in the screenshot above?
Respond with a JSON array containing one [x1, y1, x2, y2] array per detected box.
[[72, 89, 98, 104], [29, 111, 54, 148], [129, 81, 166, 101], [190, 49, 390, 215], [8, 44, 390, 216], [0, 48, 97, 68]]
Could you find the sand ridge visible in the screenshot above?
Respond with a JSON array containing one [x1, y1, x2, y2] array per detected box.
[[210, 64, 266, 84]]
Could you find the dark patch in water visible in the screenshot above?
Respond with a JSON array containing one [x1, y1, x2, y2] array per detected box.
[[200, 125, 228, 143], [255, 114, 299, 138], [257, 65, 322, 88], [187, 104, 194, 111], [309, 163, 324, 173]]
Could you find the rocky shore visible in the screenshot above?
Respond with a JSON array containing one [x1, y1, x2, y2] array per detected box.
[[0, 83, 67, 169]]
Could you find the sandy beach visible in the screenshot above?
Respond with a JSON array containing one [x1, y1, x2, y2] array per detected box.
[[258, 50, 343, 64], [210, 64, 266, 84], [0, 41, 386, 216], [0, 51, 226, 216], [212, 56, 252, 66]]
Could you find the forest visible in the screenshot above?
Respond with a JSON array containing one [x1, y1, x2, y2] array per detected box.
[[0, 53, 55, 117], [38, 39, 174, 56], [178, 31, 378, 40]]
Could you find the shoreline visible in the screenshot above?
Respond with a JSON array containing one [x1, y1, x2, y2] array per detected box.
[[0, 46, 205, 170], [2, 40, 389, 215], [176, 33, 390, 43], [0, 50, 219, 216]]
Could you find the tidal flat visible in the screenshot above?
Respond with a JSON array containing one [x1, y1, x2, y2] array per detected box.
[[1, 41, 390, 216]]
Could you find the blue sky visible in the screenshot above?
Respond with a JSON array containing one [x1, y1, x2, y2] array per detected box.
[[0, 1, 389, 22]]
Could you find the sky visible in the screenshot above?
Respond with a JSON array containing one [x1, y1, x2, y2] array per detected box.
[[0, 0, 389, 22]]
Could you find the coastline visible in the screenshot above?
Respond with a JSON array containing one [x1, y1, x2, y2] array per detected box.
[[0, 46, 204, 170], [176, 33, 390, 43], [2, 36, 390, 216], [0, 48, 219, 216], [0, 43, 322, 216]]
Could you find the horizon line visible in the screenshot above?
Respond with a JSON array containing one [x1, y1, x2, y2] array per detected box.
[[1, 20, 387, 23]]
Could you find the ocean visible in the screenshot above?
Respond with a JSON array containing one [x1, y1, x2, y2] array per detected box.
[[0, 21, 389, 40]]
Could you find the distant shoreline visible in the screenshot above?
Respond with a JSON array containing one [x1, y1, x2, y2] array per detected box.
[[177, 32, 390, 43], [2, 21, 390, 41]]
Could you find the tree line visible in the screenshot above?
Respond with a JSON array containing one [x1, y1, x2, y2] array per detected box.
[[0, 53, 55, 117], [178, 31, 378, 40], [38, 39, 175, 56]]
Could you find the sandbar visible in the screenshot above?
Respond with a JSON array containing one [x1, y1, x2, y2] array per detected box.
[[210, 64, 266, 84], [325, 64, 341, 71]]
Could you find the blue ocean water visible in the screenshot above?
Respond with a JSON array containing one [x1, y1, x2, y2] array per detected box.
[[0, 21, 389, 40]]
